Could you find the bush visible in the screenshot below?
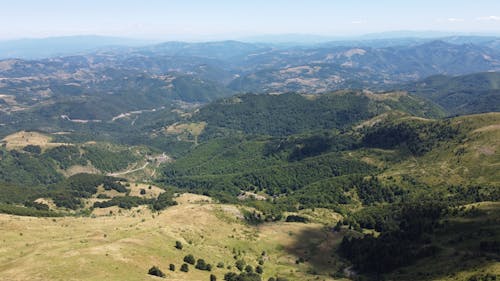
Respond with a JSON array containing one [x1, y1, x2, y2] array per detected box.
[[147, 266, 165, 277], [195, 258, 208, 270], [224, 272, 238, 281], [175, 240, 183, 250], [180, 263, 189, 272], [210, 274, 217, 281], [285, 215, 308, 223], [255, 265, 263, 274], [169, 264, 175, 271], [23, 145, 41, 154], [184, 254, 195, 265], [235, 259, 246, 271]]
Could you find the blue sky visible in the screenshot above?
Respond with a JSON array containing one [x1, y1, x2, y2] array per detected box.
[[1, 0, 499, 40]]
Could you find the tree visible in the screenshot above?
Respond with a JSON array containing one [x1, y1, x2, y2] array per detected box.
[[169, 264, 175, 271], [184, 254, 195, 265], [238, 272, 262, 281], [224, 272, 238, 281], [245, 265, 253, 273], [235, 259, 246, 271], [334, 221, 342, 232], [180, 263, 189, 272], [148, 266, 165, 277], [196, 259, 207, 270], [255, 265, 263, 274], [140, 189, 146, 195], [23, 145, 41, 154], [210, 274, 217, 281], [175, 240, 183, 250]]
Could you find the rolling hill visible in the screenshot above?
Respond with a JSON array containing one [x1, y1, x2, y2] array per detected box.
[[404, 72, 500, 115], [0, 37, 499, 281]]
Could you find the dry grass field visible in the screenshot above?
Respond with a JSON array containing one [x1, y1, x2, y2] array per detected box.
[[0, 194, 342, 281], [1, 131, 70, 151]]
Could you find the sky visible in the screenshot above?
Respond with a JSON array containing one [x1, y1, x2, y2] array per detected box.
[[0, 0, 499, 40]]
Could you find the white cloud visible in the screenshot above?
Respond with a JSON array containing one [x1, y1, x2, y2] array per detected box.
[[435, 18, 466, 23], [476, 16, 500, 21], [351, 20, 367, 24], [447, 18, 465, 22]]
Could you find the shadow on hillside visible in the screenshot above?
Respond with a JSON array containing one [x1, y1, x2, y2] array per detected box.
[[285, 213, 499, 280], [284, 226, 345, 276]]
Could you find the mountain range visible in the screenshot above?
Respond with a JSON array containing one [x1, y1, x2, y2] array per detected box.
[[0, 36, 499, 281]]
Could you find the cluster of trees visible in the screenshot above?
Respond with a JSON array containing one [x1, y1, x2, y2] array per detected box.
[[45, 174, 126, 210], [164, 150, 374, 201], [93, 191, 177, 210], [0, 148, 62, 185], [362, 119, 459, 156], [0, 144, 141, 189], [446, 185, 500, 203], [93, 196, 151, 209], [44, 145, 87, 169], [81, 145, 140, 173], [339, 200, 446, 274], [195, 93, 377, 139], [264, 133, 357, 162], [0, 203, 61, 217]]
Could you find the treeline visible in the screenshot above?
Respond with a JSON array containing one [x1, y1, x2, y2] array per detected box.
[[47, 173, 127, 210], [0, 143, 142, 187], [362, 119, 459, 156], [339, 200, 446, 274], [195, 93, 376, 139], [93, 191, 177, 211], [0, 203, 62, 217], [163, 153, 375, 200]]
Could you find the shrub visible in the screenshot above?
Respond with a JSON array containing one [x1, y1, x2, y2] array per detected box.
[[169, 264, 175, 271], [255, 265, 263, 274], [184, 254, 195, 265], [235, 259, 246, 271], [196, 259, 207, 270], [180, 263, 189, 272], [224, 272, 238, 281], [147, 266, 165, 277], [175, 240, 183, 250]]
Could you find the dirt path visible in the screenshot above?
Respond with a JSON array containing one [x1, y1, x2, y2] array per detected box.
[[107, 162, 149, 177]]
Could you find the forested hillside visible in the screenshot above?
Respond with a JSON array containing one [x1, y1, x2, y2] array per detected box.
[[405, 72, 500, 115]]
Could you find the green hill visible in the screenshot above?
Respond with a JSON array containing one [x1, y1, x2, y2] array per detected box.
[[194, 91, 444, 139], [405, 72, 500, 116]]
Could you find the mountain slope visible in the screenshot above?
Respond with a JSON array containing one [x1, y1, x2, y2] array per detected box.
[[194, 91, 444, 138], [405, 72, 500, 115]]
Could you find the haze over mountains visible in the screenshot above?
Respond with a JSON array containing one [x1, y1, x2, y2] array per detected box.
[[1, 35, 500, 125]]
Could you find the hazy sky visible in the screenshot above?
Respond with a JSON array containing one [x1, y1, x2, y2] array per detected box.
[[1, 0, 500, 40]]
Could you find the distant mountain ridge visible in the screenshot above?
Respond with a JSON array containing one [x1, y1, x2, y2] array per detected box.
[[0, 37, 499, 127], [0, 35, 157, 59]]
